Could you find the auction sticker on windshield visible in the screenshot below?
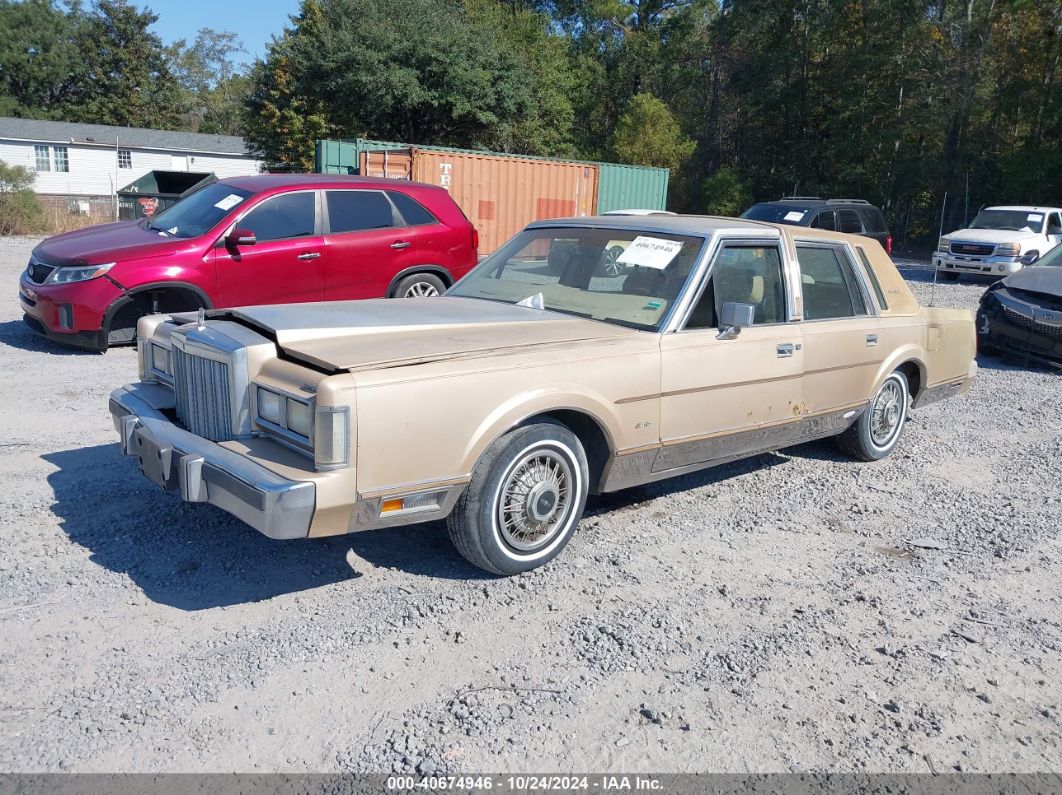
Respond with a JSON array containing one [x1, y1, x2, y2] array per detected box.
[[214, 194, 245, 211], [616, 236, 684, 270], [784, 210, 806, 222]]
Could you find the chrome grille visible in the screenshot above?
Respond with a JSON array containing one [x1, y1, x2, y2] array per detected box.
[[26, 256, 55, 284], [950, 242, 994, 257], [172, 346, 234, 441]]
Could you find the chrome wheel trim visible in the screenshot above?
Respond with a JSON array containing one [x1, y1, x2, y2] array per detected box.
[[403, 281, 440, 298], [496, 445, 575, 554], [602, 246, 625, 277], [870, 377, 906, 448]]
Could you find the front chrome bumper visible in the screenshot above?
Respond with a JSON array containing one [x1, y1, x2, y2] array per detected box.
[[932, 252, 1023, 276], [109, 383, 315, 540]]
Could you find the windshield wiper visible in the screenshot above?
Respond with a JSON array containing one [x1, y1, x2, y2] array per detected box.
[[147, 223, 173, 236]]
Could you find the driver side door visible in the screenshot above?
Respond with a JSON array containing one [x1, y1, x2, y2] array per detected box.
[[215, 190, 326, 307], [656, 239, 804, 473]]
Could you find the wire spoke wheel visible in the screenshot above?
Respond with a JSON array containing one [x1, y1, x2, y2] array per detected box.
[[497, 447, 573, 553], [870, 378, 905, 447], [404, 281, 440, 298]]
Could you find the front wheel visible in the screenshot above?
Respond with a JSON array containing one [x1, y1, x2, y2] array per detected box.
[[836, 370, 910, 462], [446, 421, 589, 575]]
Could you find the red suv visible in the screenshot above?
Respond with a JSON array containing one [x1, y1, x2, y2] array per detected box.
[[19, 174, 479, 351]]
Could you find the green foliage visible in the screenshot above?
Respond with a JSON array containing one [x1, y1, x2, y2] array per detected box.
[[243, 0, 577, 169], [609, 93, 696, 173], [700, 167, 750, 217], [0, 160, 46, 235], [71, 0, 182, 128], [0, 0, 84, 118], [168, 28, 251, 135]]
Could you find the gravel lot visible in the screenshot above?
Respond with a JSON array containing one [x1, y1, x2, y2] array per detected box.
[[1, 235, 1059, 774]]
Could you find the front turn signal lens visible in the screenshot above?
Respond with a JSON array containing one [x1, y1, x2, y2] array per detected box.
[[314, 406, 350, 469], [381, 498, 404, 513]]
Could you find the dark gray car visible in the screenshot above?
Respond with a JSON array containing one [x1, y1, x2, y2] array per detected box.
[[742, 198, 892, 254]]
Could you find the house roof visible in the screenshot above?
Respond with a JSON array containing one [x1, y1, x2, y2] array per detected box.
[[0, 117, 252, 156]]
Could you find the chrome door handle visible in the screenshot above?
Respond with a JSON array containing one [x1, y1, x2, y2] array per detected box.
[[866, 333, 878, 346], [390, 241, 411, 250], [777, 343, 795, 358], [296, 252, 321, 261]]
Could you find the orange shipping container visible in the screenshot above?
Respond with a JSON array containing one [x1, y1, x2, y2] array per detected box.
[[360, 148, 599, 254]]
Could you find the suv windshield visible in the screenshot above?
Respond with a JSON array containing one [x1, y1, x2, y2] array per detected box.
[[741, 204, 811, 224], [146, 183, 254, 239], [449, 227, 705, 331], [969, 209, 1044, 234]]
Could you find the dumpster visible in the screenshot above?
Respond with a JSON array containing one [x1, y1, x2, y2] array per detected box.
[[117, 171, 216, 220]]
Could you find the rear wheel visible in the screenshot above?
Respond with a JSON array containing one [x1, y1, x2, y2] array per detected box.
[[394, 273, 445, 298], [447, 421, 588, 576], [837, 370, 910, 462]]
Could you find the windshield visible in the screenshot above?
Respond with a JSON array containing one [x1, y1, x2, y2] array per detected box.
[[146, 183, 254, 239], [969, 209, 1044, 233], [741, 204, 811, 225], [448, 227, 706, 331], [1034, 244, 1062, 267]]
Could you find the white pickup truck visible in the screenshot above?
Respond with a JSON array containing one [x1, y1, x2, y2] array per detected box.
[[934, 205, 1062, 281]]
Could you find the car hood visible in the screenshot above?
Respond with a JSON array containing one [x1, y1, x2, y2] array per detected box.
[[221, 297, 637, 372], [945, 228, 1039, 245], [1001, 266, 1062, 300], [34, 220, 192, 267]]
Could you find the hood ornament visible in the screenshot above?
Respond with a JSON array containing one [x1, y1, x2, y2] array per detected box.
[[197, 307, 206, 329]]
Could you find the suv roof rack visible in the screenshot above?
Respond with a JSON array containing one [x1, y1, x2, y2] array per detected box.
[[825, 198, 871, 205], [781, 196, 822, 201]]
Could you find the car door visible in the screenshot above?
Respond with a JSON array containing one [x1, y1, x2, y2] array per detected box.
[[1045, 212, 1062, 253], [794, 240, 882, 417], [322, 189, 418, 300], [656, 239, 804, 472], [215, 190, 324, 306]]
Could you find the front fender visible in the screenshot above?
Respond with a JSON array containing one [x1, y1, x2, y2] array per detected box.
[[460, 387, 622, 475]]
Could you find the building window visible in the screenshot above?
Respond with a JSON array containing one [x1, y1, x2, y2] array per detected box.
[[118, 149, 132, 169], [34, 145, 51, 172], [53, 145, 69, 173]]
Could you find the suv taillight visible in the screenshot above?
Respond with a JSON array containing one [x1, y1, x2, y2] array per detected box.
[[471, 228, 479, 252], [886, 234, 893, 255]]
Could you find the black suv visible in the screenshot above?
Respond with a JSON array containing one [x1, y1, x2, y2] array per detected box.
[[741, 198, 892, 254]]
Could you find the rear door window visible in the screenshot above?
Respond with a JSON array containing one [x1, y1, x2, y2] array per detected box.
[[387, 191, 439, 226], [239, 192, 316, 242], [836, 209, 865, 234], [325, 190, 396, 234], [796, 245, 868, 320]]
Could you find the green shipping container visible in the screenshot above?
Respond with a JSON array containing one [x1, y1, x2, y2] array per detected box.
[[315, 138, 669, 213], [594, 162, 669, 214]]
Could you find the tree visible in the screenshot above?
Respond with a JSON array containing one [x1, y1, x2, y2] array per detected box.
[[609, 92, 695, 172], [244, 0, 574, 169], [0, 0, 85, 118], [0, 160, 46, 235], [71, 0, 182, 128], [168, 28, 250, 134]]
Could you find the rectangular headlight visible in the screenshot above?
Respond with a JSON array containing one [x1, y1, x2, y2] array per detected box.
[[314, 406, 350, 469], [996, 243, 1020, 256], [151, 343, 171, 376], [257, 387, 284, 425], [286, 398, 312, 437]]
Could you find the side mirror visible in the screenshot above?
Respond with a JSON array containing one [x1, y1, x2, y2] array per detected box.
[[716, 301, 756, 340], [226, 228, 256, 247]]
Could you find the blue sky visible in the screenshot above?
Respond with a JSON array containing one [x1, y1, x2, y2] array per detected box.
[[147, 0, 299, 62]]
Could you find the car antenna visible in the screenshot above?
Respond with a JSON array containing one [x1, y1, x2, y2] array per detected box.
[[931, 191, 947, 307]]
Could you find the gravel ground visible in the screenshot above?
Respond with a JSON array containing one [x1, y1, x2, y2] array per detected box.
[[1, 236, 1059, 774]]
